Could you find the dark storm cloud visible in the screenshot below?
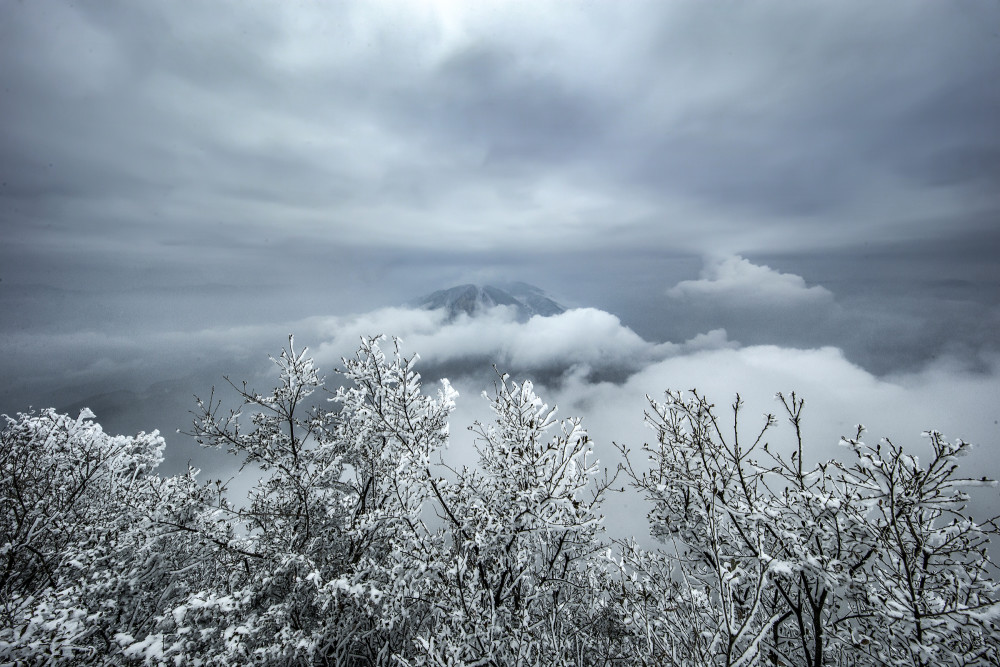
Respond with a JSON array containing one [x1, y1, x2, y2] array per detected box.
[[616, 3, 1000, 225], [406, 43, 612, 164], [1, 0, 999, 543], [0, 1, 371, 258], [871, 70, 1000, 193]]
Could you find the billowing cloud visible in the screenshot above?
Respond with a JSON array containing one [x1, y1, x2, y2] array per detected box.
[[297, 298, 1000, 526], [667, 255, 833, 307], [309, 305, 734, 380]]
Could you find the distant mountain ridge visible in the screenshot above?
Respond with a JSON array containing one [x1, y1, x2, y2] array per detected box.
[[416, 283, 566, 321]]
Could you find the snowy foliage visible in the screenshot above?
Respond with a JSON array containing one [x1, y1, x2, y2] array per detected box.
[[2, 337, 998, 665], [615, 391, 1000, 666]]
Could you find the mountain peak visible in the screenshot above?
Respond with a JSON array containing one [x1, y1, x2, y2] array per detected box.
[[416, 283, 565, 321]]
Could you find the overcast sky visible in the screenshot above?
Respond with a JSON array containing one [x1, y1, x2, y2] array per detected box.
[[2, 1, 999, 527]]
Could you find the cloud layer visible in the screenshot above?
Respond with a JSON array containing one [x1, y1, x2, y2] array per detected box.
[[309, 305, 733, 382], [2, 0, 998, 287]]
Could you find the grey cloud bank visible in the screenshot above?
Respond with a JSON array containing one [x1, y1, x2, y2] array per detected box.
[[3, 1, 998, 261]]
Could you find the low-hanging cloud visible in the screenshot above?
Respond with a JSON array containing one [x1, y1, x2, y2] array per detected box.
[[310, 305, 735, 379], [667, 255, 834, 307], [297, 289, 1000, 517], [298, 304, 1000, 548]]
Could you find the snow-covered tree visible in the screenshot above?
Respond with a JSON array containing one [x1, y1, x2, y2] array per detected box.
[[401, 371, 618, 666], [838, 428, 1000, 666], [3, 338, 998, 665], [617, 391, 787, 666], [0, 407, 227, 663], [618, 389, 1000, 667], [178, 336, 625, 665]]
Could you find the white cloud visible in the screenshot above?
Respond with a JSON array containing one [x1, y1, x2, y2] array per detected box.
[[308, 305, 736, 377], [667, 255, 834, 307]]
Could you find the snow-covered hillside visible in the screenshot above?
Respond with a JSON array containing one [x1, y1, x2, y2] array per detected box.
[[416, 282, 565, 321]]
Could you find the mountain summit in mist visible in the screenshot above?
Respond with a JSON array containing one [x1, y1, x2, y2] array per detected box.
[[416, 283, 565, 321]]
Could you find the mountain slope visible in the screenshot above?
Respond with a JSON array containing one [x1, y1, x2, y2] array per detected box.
[[416, 283, 565, 321]]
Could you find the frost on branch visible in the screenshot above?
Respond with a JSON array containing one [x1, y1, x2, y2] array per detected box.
[[838, 430, 1000, 666], [616, 390, 1000, 667], [0, 407, 225, 663], [402, 370, 619, 666]]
